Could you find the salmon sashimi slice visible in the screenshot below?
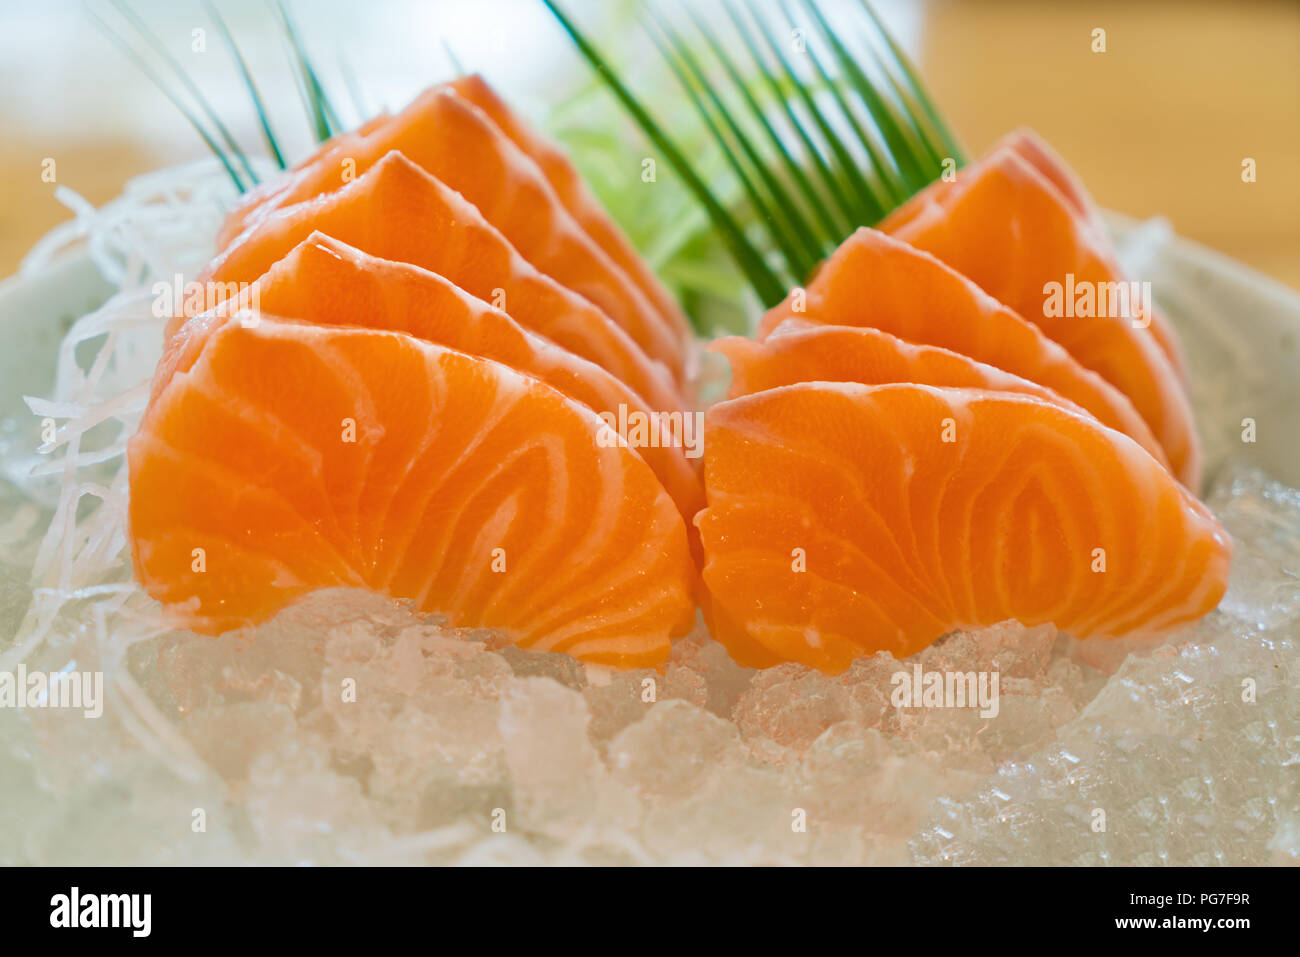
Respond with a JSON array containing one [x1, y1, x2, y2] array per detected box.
[[715, 319, 1092, 420], [998, 129, 1197, 379], [211, 113, 408, 251], [218, 86, 686, 379], [757, 228, 1172, 473], [449, 73, 692, 352], [188, 152, 685, 418], [160, 233, 705, 534], [878, 129, 1105, 240], [880, 136, 1176, 368], [996, 128, 1106, 235], [697, 382, 1231, 673], [129, 318, 696, 667], [879, 147, 1198, 482], [894, 139, 1189, 379]]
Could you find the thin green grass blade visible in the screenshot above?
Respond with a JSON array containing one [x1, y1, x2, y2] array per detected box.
[[681, 1, 839, 259], [291, 8, 343, 136], [846, 1, 953, 173], [671, 7, 825, 273], [309, 70, 344, 134], [857, 0, 964, 163], [441, 39, 467, 78], [859, 42, 948, 175], [644, 12, 803, 284], [754, 2, 887, 224], [280, 38, 324, 140], [724, 0, 854, 239], [778, 0, 906, 208], [264, 0, 322, 139], [337, 49, 372, 125], [88, 6, 247, 192], [799, 0, 934, 192], [281, 3, 344, 135], [203, 0, 285, 170], [650, 7, 816, 279], [542, 0, 788, 308], [276, 28, 324, 141], [272, 0, 338, 141], [108, 0, 258, 184]]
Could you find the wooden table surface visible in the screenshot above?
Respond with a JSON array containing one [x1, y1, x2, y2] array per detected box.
[[3, 0, 1298, 290]]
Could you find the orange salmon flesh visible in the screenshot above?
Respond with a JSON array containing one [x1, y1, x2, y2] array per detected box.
[[129, 85, 1230, 672]]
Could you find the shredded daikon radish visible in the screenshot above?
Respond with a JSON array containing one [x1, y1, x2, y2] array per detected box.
[[4, 159, 246, 675]]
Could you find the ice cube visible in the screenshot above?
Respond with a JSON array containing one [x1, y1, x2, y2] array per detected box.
[[607, 699, 744, 802], [498, 677, 606, 839], [733, 663, 854, 759], [1207, 466, 1300, 628]]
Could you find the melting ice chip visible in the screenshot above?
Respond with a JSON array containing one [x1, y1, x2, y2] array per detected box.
[[1207, 466, 1300, 628]]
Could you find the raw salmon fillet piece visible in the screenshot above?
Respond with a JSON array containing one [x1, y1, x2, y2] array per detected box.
[[218, 86, 687, 380], [129, 318, 696, 668], [696, 382, 1231, 673], [996, 128, 1106, 236], [190, 152, 685, 418], [757, 228, 1171, 472], [163, 232, 703, 534], [880, 146, 1198, 484], [450, 73, 691, 352], [716, 319, 1091, 421]]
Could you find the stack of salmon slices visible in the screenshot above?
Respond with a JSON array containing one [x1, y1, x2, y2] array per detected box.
[[129, 83, 1232, 675], [129, 77, 701, 668], [698, 132, 1231, 672]]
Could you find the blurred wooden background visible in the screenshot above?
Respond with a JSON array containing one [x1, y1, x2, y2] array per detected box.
[[922, 0, 1300, 289], [2, 0, 1298, 289]]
